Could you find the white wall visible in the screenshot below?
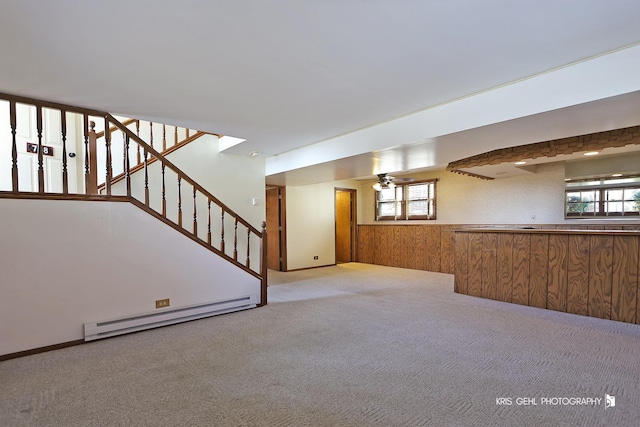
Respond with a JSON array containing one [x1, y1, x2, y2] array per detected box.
[[440, 163, 566, 224], [0, 198, 261, 356], [285, 180, 358, 270]]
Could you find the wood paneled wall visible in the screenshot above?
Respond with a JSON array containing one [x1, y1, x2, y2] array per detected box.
[[454, 229, 640, 325], [357, 224, 457, 273], [357, 224, 640, 276]]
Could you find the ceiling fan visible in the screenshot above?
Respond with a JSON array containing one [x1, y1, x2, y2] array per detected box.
[[372, 173, 413, 191]]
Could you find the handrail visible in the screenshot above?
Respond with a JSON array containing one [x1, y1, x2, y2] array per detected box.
[[0, 91, 108, 116], [108, 114, 262, 235]]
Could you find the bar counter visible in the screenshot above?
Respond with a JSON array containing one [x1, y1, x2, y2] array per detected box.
[[454, 228, 640, 325]]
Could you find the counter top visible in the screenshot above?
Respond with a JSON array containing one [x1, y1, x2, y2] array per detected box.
[[455, 227, 640, 236]]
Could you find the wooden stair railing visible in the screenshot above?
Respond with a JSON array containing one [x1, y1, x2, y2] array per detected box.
[[106, 132, 206, 187], [0, 92, 267, 306], [106, 115, 266, 281], [0, 92, 107, 195], [94, 118, 215, 191]]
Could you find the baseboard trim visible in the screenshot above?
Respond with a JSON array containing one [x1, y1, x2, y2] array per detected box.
[[284, 263, 337, 272], [0, 340, 85, 362]]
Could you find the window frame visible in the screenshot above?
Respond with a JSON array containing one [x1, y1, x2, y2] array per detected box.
[[565, 177, 640, 218], [375, 179, 437, 221]]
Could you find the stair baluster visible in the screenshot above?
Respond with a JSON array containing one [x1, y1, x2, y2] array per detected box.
[[61, 110, 69, 194], [10, 101, 18, 191], [220, 208, 225, 254], [89, 120, 98, 194], [36, 106, 44, 193], [193, 186, 197, 237], [136, 120, 141, 165], [246, 228, 251, 268], [207, 199, 212, 245], [260, 221, 267, 306], [122, 128, 127, 175], [177, 176, 182, 227], [143, 147, 149, 206], [104, 116, 112, 196], [83, 116, 90, 192], [125, 134, 131, 197], [149, 121, 153, 150], [162, 124, 167, 151], [233, 217, 238, 261], [161, 163, 166, 217]]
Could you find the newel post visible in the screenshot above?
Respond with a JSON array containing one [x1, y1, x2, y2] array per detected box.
[[259, 220, 268, 306], [85, 120, 98, 195]]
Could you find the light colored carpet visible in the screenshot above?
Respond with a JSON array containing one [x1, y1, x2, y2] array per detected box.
[[1, 263, 639, 426]]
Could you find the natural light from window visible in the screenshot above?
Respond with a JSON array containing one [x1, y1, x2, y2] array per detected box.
[[565, 176, 640, 217], [218, 135, 247, 152], [375, 180, 437, 221]]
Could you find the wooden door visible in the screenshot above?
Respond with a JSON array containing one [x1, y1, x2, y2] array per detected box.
[[335, 189, 356, 263], [266, 186, 283, 270]]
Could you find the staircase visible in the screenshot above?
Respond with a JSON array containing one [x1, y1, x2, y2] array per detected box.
[[0, 92, 267, 358], [95, 117, 213, 191]]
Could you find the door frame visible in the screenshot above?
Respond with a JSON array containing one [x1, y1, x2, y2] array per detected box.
[[334, 188, 357, 263]]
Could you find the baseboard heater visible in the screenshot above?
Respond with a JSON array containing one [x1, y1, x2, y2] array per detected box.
[[84, 294, 258, 341]]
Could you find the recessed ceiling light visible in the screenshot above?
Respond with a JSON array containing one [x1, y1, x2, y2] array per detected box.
[[514, 161, 526, 165], [584, 151, 599, 156], [611, 173, 622, 177], [564, 178, 571, 181]]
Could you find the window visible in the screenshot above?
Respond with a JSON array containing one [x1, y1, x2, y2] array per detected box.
[[565, 176, 640, 217], [375, 180, 436, 220]]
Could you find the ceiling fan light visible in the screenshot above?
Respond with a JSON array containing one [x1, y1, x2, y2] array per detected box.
[[372, 182, 382, 191]]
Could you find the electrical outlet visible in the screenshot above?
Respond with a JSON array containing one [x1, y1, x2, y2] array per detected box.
[[156, 298, 170, 309], [314, 256, 319, 260]]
